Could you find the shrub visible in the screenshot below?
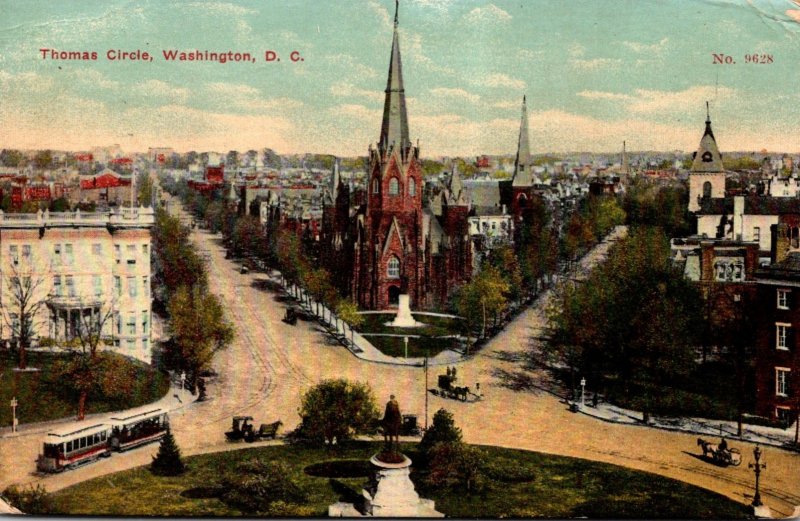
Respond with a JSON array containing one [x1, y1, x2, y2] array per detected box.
[[219, 459, 307, 514], [419, 408, 462, 458], [426, 442, 485, 494], [150, 428, 185, 476], [2, 484, 52, 514], [296, 379, 379, 446]]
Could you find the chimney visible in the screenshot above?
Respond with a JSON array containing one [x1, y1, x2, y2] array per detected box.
[[733, 196, 745, 241], [772, 223, 790, 265]]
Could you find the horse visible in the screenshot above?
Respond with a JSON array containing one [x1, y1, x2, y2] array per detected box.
[[452, 386, 470, 402], [697, 437, 718, 459]]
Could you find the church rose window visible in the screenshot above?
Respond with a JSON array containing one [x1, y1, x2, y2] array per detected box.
[[389, 177, 400, 195], [388, 257, 400, 278], [409, 177, 416, 196]]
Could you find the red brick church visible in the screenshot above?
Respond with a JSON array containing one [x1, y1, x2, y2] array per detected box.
[[321, 2, 472, 310]]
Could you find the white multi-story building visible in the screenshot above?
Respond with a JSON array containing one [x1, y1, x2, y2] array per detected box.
[[0, 207, 155, 364]]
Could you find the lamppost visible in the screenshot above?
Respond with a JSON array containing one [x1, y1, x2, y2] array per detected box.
[[749, 445, 766, 507], [10, 397, 18, 433], [180, 371, 186, 393], [404, 336, 408, 359], [580, 377, 586, 408]]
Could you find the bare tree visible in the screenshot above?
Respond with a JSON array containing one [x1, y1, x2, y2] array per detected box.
[[59, 299, 116, 420], [1, 257, 48, 370]]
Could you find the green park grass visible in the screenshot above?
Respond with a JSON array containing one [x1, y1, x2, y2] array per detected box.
[[358, 313, 467, 358], [48, 441, 749, 518], [0, 350, 169, 427]]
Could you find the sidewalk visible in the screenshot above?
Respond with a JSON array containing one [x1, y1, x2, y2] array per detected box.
[[0, 381, 195, 441], [572, 399, 800, 451]]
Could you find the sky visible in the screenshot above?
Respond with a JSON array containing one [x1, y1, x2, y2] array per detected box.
[[1, 0, 799, 156]]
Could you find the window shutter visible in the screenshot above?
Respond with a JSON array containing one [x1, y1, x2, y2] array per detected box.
[[788, 328, 795, 351]]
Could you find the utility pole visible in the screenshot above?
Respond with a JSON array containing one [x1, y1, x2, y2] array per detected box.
[[10, 397, 18, 433]]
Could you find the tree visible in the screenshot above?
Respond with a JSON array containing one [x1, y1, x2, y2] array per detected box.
[[456, 265, 510, 340], [296, 379, 379, 446], [52, 300, 117, 420], [150, 428, 185, 476], [33, 150, 53, 169], [547, 227, 703, 421], [1, 257, 47, 370], [2, 484, 52, 514], [232, 215, 265, 257], [336, 299, 363, 346], [138, 171, 154, 207], [485, 245, 523, 303], [166, 285, 234, 390], [48, 197, 70, 212], [426, 443, 484, 494], [0, 149, 24, 167], [419, 408, 462, 458]]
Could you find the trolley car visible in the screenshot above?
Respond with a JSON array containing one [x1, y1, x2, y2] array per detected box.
[[36, 423, 112, 472], [36, 408, 170, 473], [109, 408, 169, 451]]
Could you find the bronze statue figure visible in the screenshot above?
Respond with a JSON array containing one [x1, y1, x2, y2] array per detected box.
[[382, 394, 402, 453]]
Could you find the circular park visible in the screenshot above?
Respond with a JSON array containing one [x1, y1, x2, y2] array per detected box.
[[38, 440, 749, 518]]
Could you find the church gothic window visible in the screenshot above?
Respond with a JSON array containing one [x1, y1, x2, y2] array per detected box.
[[373, 178, 379, 194], [387, 256, 400, 278], [409, 177, 416, 197], [389, 177, 400, 196], [702, 181, 712, 198]]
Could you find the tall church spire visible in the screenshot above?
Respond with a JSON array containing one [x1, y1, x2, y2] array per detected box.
[[512, 95, 533, 187], [379, 0, 410, 154], [691, 101, 724, 173]]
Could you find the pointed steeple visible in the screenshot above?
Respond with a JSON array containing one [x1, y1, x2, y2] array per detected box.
[[330, 159, 340, 200], [622, 140, 630, 175], [379, 0, 410, 154], [448, 165, 465, 205], [691, 101, 724, 173], [512, 95, 533, 187]]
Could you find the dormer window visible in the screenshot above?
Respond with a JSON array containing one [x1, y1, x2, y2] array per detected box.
[[389, 177, 400, 196]]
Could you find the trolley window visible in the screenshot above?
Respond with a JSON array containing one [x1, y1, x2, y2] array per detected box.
[[66, 441, 73, 452]]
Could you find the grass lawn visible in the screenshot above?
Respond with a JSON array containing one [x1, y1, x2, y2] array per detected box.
[[48, 441, 749, 518], [359, 313, 466, 358], [0, 350, 169, 427]]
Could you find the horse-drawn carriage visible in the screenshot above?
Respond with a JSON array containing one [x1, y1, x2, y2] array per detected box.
[[432, 368, 471, 401], [282, 307, 298, 325], [225, 416, 282, 443], [697, 437, 742, 466]]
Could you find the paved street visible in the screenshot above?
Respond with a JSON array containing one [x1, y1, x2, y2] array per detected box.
[[1, 210, 798, 516]]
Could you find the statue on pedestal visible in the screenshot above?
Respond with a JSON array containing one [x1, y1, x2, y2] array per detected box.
[[379, 394, 403, 463]]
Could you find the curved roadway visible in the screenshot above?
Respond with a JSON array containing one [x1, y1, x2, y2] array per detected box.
[[1, 204, 798, 517]]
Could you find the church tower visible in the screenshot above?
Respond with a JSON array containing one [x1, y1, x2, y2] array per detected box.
[[511, 95, 535, 220], [355, 0, 423, 310], [688, 103, 726, 212]]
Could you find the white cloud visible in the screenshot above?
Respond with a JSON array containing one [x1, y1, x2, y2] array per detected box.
[[367, 0, 393, 28], [329, 103, 381, 120], [403, 32, 455, 75], [184, 2, 256, 16], [576, 86, 736, 117], [430, 87, 480, 103], [328, 54, 379, 79], [410, 0, 454, 13], [577, 90, 633, 101], [330, 82, 384, 102], [72, 69, 119, 90], [491, 100, 519, 109], [568, 43, 586, 58], [622, 37, 669, 54], [206, 82, 260, 96], [462, 4, 512, 24], [569, 58, 621, 70], [472, 73, 526, 90], [133, 80, 189, 102]]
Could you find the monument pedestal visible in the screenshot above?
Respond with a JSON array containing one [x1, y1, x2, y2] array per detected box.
[[389, 295, 421, 328], [328, 453, 442, 518], [751, 504, 772, 519]]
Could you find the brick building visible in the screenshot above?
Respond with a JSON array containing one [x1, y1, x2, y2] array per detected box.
[[320, 3, 472, 310], [754, 223, 800, 422]]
